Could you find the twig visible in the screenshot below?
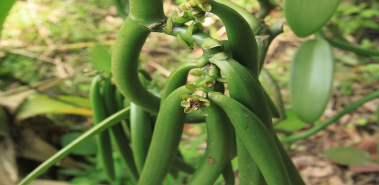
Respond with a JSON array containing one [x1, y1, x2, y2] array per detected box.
[[54, 57, 68, 78], [6, 49, 73, 70], [280, 90, 379, 142], [27, 0, 55, 48], [143, 61, 171, 77], [355, 174, 376, 185], [143, 54, 172, 77], [1, 40, 116, 53]]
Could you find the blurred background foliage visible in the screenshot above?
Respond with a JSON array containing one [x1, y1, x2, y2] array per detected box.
[[0, 0, 379, 184]]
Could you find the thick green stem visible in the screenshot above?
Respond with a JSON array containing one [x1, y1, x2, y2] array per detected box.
[[211, 58, 275, 184], [128, 0, 165, 27], [256, 0, 275, 19], [187, 104, 234, 185], [236, 135, 266, 185], [112, 17, 160, 114], [210, 0, 259, 77], [210, 0, 261, 33], [161, 62, 197, 105], [18, 107, 131, 185], [172, 156, 196, 174], [138, 86, 190, 185], [92, 76, 115, 181], [130, 103, 152, 174], [103, 78, 139, 183], [280, 90, 379, 142]]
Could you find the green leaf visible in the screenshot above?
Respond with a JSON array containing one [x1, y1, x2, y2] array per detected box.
[[16, 94, 92, 120], [201, 38, 221, 49], [58, 95, 91, 108], [284, 0, 341, 37], [324, 147, 371, 165], [60, 132, 98, 156], [0, 0, 16, 36], [274, 109, 306, 131], [359, 9, 379, 19], [177, 35, 193, 50], [91, 45, 112, 72], [361, 20, 379, 29], [289, 39, 334, 123]]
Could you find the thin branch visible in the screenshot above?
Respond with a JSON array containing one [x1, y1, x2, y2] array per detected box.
[[27, 0, 55, 47], [1, 40, 116, 52], [142, 54, 171, 77]]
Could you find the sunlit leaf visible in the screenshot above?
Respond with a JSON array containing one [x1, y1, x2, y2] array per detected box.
[[16, 94, 92, 120], [0, 0, 16, 35], [60, 132, 97, 156], [289, 39, 334, 123], [324, 147, 371, 165], [274, 109, 306, 131], [284, 0, 341, 37], [58, 95, 91, 108], [91, 45, 111, 72]]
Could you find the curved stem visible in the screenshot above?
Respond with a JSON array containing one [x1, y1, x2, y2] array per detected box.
[[112, 17, 160, 114], [172, 157, 196, 174], [18, 107, 131, 185], [211, 0, 261, 33], [236, 135, 266, 184], [131, 103, 152, 174], [321, 32, 379, 56], [92, 76, 115, 181], [138, 86, 191, 185], [256, 0, 275, 19], [103, 79, 139, 183], [280, 90, 379, 142], [161, 62, 197, 105], [128, 0, 165, 27], [187, 104, 234, 185], [210, 0, 259, 76]]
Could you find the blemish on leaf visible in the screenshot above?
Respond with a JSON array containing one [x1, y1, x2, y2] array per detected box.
[[207, 157, 215, 164], [242, 109, 249, 130]]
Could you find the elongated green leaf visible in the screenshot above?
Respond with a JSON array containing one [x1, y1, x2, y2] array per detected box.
[[0, 0, 16, 36], [289, 39, 334, 123], [60, 132, 97, 155], [324, 147, 371, 166], [91, 45, 111, 72], [58, 95, 91, 108], [16, 94, 92, 120], [284, 0, 341, 38], [274, 109, 306, 131]]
